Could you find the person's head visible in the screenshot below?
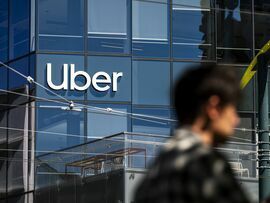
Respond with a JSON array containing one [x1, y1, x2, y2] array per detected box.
[[174, 64, 241, 144]]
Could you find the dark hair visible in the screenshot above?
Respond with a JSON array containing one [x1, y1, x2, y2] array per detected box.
[[173, 64, 241, 126]]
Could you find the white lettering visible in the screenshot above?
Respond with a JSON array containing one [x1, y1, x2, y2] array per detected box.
[[46, 64, 123, 92], [112, 72, 123, 92], [92, 72, 111, 92], [47, 63, 68, 90], [70, 64, 91, 91]]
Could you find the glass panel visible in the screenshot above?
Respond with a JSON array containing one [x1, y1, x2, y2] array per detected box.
[[30, 0, 35, 51], [254, 1, 270, 50], [132, 107, 171, 135], [132, 0, 169, 58], [8, 57, 29, 90], [173, 0, 211, 9], [36, 54, 85, 100], [8, 57, 30, 106], [87, 103, 131, 138], [221, 66, 254, 112], [38, 0, 84, 52], [223, 113, 257, 179], [172, 62, 197, 82], [36, 102, 84, 156], [87, 56, 131, 102], [172, 0, 215, 60], [7, 193, 28, 203], [216, 0, 253, 64], [132, 61, 170, 105], [0, 0, 8, 62], [88, 0, 129, 54], [7, 105, 29, 195], [9, 0, 30, 59], [0, 65, 8, 105], [0, 110, 7, 198]]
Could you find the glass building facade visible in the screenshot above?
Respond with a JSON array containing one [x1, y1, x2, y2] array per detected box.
[[0, 0, 269, 202]]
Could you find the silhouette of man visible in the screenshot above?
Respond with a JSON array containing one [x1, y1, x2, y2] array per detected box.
[[135, 64, 250, 203]]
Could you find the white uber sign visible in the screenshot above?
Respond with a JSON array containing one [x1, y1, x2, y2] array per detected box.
[[46, 63, 123, 92]]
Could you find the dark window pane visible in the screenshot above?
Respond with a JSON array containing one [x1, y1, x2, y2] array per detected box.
[[172, 1, 215, 60], [255, 1, 270, 50], [8, 106, 30, 195], [38, 0, 84, 52], [132, 107, 171, 135], [36, 102, 84, 156], [132, 61, 170, 105], [87, 56, 131, 102], [0, 0, 8, 62], [88, 0, 129, 54], [9, 0, 30, 59], [87, 103, 131, 138], [216, 0, 253, 63], [36, 54, 85, 100], [221, 66, 254, 111], [132, 0, 169, 58], [0, 110, 7, 198], [0, 65, 8, 105], [8, 57, 29, 90]]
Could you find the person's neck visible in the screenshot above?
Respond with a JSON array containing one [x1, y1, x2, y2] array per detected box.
[[190, 118, 214, 146]]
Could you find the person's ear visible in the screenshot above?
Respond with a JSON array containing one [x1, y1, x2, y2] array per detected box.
[[206, 95, 221, 120]]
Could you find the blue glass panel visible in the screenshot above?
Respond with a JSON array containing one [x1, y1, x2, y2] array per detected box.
[[36, 54, 85, 100], [0, 0, 8, 62], [87, 103, 131, 138], [132, 0, 169, 58], [38, 0, 84, 52], [87, 56, 131, 102], [172, 1, 215, 60], [132, 107, 171, 135], [8, 57, 29, 90], [88, 0, 130, 54], [0, 65, 7, 107], [0, 66, 7, 90], [36, 102, 84, 156], [132, 61, 170, 105], [9, 0, 30, 59], [173, 62, 197, 82]]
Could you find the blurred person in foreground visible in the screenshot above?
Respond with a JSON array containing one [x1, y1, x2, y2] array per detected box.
[[135, 64, 250, 203]]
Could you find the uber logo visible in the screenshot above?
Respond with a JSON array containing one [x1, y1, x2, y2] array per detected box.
[[46, 63, 123, 92]]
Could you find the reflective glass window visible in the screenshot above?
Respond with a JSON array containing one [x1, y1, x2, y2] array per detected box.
[[8, 57, 29, 90], [88, 0, 130, 54], [87, 103, 131, 138], [0, 65, 8, 105], [132, 0, 169, 58], [254, 1, 270, 50], [132, 107, 171, 135], [173, 62, 197, 82], [7, 106, 31, 194], [38, 0, 84, 52], [9, 0, 30, 59], [36, 102, 84, 156], [216, 0, 253, 64], [172, 0, 215, 60], [87, 56, 131, 102], [36, 54, 85, 100], [221, 66, 254, 112], [132, 61, 170, 105], [0, 0, 8, 62], [0, 110, 7, 198]]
